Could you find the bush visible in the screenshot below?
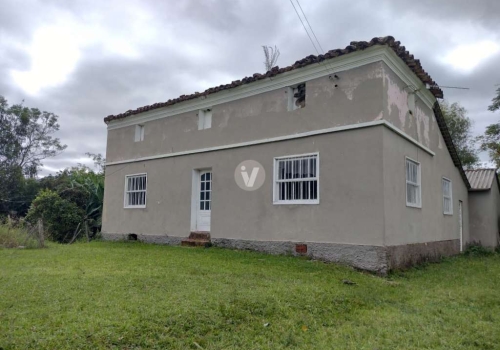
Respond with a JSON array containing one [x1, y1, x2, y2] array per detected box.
[[0, 224, 40, 249], [26, 189, 83, 243], [464, 242, 494, 257]]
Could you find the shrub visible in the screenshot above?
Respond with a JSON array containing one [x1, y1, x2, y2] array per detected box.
[[464, 242, 494, 257], [26, 189, 83, 243], [0, 224, 40, 249]]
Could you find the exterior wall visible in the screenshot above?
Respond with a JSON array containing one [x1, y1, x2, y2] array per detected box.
[[102, 127, 386, 247], [381, 62, 469, 251], [102, 54, 472, 271], [105, 62, 385, 163], [469, 180, 500, 248]]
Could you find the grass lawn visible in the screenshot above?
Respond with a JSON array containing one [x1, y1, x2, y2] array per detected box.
[[1, 242, 500, 349]]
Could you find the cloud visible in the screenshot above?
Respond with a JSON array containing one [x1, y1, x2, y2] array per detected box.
[[0, 0, 499, 175]]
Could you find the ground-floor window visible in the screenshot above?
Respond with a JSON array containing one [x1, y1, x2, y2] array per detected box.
[[274, 153, 319, 204], [124, 173, 147, 208]]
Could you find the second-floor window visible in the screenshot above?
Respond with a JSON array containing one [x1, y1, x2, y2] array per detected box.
[[405, 158, 421, 208], [288, 83, 306, 111], [442, 178, 453, 215], [198, 109, 212, 130], [134, 125, 144, 142]]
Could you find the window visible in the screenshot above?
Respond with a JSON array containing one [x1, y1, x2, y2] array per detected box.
[[124, 174, 147, 208], [198, 109, 212, 130], [134, 125, 144, 142], [274, 153, 319, 204], [442, 178, 453, 215], [287, 83, 306, 111], [405, 158, 421, 207]]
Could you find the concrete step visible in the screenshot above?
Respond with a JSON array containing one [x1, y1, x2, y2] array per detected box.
[[188, 231, 211, 240], [181, 239, 211, 247]]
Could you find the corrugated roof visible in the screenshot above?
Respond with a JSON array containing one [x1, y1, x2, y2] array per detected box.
[[465, 169, 497, 190]]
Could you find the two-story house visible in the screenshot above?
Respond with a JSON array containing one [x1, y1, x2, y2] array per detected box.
[[102, 36, 473, 273]]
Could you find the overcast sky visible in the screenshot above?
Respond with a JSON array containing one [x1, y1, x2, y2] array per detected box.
[[1, 0, 499, 175]]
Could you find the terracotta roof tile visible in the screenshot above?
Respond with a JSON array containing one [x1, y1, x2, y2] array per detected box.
[[103, 35, 443, 123]]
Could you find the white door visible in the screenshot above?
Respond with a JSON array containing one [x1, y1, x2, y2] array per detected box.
[[459, 200, 463, 252], [196, 170, 212, 231]]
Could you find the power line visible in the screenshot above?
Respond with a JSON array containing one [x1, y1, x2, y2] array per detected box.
[[288, 0, 336, 76], [296, 0, 325, 54], [289, 0, 320, 56]]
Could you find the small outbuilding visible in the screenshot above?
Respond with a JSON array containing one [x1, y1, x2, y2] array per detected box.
[[466, 169, 500, 249]]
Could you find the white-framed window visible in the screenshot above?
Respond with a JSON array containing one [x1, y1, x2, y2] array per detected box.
[[134, 125, 145, 142], [198, 109, 212, 130], [405, 158, 421, 208], [124, 173, 147, 208], [273, 153, 319, 204], [442, 177, 453, 215], [287, 83, 306, 111]]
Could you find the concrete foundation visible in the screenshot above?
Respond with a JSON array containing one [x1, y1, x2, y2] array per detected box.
[[102, 233, 460, 274]]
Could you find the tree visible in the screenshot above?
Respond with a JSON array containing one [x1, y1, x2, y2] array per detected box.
[[0, 96, 66, 177], [488, 87, 500, 112], [439, 100, 479, 169], [262, 45, 280, 72], [478, 123, 500, 168], [476, 87, 500, 168]]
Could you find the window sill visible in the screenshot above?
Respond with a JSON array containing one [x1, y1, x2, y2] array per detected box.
[[273, 200, 319, 205], [406, 203, 422, 209], [444, 212, 453, 216], [124, 205, 146, 209]]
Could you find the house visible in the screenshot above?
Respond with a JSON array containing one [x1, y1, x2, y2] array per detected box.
[[466, 169, 500, 249], [102, 36, 473, 273]]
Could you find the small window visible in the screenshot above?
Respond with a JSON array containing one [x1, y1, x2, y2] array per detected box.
[[124, 174, 147, 208], [288, 83, 306, 111], [134, 125, 144, 142], [198, 109, 212, 130], [274, 153, 318, 204], [405, 158, 421, 208], [442, 178, 453, 215]]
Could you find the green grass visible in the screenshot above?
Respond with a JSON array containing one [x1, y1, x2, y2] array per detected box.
[[1, 242, 500, 349]]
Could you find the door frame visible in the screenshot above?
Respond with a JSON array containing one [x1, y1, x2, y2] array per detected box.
[[459, 200, 463, 252], [190, 168, 212, 231]]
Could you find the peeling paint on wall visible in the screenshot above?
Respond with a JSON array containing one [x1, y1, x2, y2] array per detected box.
[[415, 105, 430, 146], [386, 74, 409, 129], [374, 111, 383, 121], [341, 63, 383, 101]]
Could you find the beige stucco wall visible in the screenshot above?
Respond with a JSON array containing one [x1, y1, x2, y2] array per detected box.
[[102, 127, 386, 246], [382, 127, 469, 247], [469, 180, 500, 248], [380, 62, 469, 248], [105, 62, 385, 163], [103, 56, 471, 253]]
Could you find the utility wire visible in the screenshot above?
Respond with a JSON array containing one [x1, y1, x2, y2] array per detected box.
[[289, 0, 320, 56], [296, 0, 325, 54], [289, 0, 336, 76]]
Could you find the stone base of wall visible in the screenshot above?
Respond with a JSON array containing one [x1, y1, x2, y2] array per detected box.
[[102, 233, 460, 274], [386, 239, 460, 270]]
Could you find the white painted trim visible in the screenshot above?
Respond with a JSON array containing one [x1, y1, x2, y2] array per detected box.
[[272, 152, 320, 205], [190, 170, 199, 231], [106, 120, 434, 166], [442, 177, 453, 215], [106, 45, 436, 130], [123, 173, 147, 209], [405, 157, 422, 209]]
